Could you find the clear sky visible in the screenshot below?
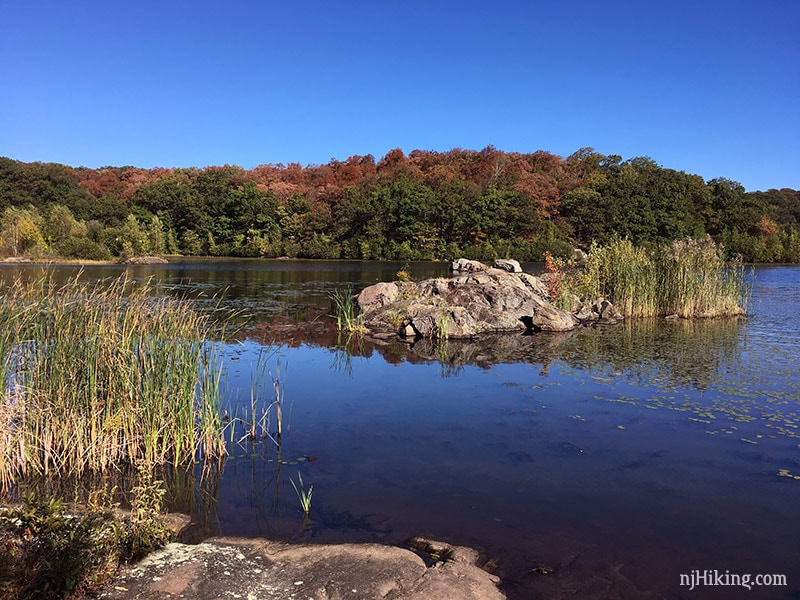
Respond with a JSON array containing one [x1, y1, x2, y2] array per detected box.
[[2, 0, 798, 192]]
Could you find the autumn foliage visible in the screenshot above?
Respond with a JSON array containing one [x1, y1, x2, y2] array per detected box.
[[0, 147, 798, 263]]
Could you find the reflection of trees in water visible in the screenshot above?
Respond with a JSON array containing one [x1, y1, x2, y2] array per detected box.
[[250, 309, 745, 392], [372, 319, 743, 392], [555, 318, 744, 392]]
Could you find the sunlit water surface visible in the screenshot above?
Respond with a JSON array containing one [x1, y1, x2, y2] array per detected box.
[[3, 260, 799, 598]]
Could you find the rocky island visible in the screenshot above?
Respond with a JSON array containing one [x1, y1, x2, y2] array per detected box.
[[356, 258, 623, 340]]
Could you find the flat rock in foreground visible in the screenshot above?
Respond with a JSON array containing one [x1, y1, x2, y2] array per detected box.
[[100, 536, 505, 600]]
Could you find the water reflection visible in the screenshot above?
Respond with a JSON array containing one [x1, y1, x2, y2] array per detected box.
[[251, 311, 746, 394], [3, 260, 800, 599]]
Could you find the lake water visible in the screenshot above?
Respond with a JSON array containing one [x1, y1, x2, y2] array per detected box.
[[3, 259, 799, 599]]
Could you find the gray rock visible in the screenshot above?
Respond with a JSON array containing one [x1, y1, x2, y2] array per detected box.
[[357, 281, 399, 313], [100, 536, 505, 600], [450, 258, 489, 273], [493, 259, 522, 273], [572, 297, 624, 325], [595, 298, 624, 324], [573, 248, 589, 265], [358, 264, 577, 338]]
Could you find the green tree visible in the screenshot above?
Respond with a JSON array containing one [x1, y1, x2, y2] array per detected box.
[[707, 178, 767, 237], [180, 229, 203, 255], [225, 181, 280, 245], [147, 216, 166, 255], [117, 214, 149, 257], [43, 204, 86, 245], [0, 205, 46, 256]]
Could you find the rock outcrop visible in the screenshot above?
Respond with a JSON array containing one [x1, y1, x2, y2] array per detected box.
[[100, 536, 505, 600], [357, 259, 623, 339], [492, 258, 522, 273], [357, 258, 622, 339], [120, 255, 169, 265]]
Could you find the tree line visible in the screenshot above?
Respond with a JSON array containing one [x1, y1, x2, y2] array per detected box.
[[1, 148, 798, 263]]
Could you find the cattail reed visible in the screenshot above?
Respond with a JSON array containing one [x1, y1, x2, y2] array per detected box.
[[0, 272, 226, 489], [560, 236, 747, 319]]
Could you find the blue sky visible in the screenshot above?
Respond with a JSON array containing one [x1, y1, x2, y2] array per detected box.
[[2, 0, 798, 192]]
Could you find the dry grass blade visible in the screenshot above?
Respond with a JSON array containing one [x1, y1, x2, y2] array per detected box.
[[0, 272, 227, 488]]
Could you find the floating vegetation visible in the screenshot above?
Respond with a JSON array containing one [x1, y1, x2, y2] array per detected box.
[[777, 469, 800, 481]]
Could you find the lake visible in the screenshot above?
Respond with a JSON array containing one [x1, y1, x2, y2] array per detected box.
[[2, 259, 799, 598]]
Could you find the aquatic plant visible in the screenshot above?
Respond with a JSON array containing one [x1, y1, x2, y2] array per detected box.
[[268, 358, 286, 444], [222, 348, 287, 451], [584, 238, 658, 318], [289, 471, 313, 516], [434, 307, 451, 341], [655, 236, 748, 318], [330, 288, 367, 333], [0, 272, 227, 488], [553, 236, 747, 318]]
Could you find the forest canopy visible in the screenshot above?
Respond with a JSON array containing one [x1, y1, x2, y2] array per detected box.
[[1, 148, 798, 263]]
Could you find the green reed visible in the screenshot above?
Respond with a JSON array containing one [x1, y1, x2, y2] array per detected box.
[[289, 471, 313, 516], [0, 273, 226, 489], [330, 288, 367, 333], [655, 237, 748, 318], [559, 236, 747, 318]]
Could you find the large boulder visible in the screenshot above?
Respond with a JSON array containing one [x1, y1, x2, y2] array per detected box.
[[450, 258, 489, 273], [357, 281, 399, 313], [358, 263, 578, 338], [493, 259, 522, 273]]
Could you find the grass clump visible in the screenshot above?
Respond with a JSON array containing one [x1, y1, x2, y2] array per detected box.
[[289, 471, 312, 516], [330, 288, 367, 333], [0, 272, 227, 489], [396, 265, 411, 282], [656, 237, 748, 318], [548, 236, 747, 318], [0, 494, 121, 599]]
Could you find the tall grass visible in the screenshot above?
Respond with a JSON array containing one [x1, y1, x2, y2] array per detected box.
[[656, 237, 748, 318], [0, 273, 226, 489], [558, 236, 747, 318], [330, 288, 367, 333]]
